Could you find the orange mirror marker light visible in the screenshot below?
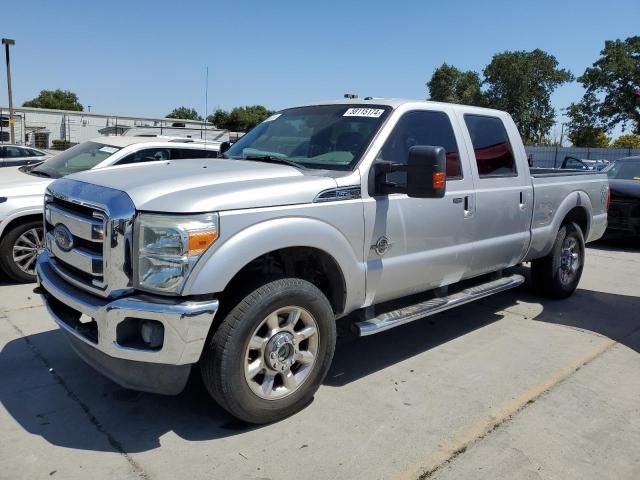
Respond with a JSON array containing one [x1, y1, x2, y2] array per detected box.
[[433, 172, 446, 190]]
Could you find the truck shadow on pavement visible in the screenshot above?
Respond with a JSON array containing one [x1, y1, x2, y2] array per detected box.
[[1, 273, 639, 453], [327, 274, 640, 387]]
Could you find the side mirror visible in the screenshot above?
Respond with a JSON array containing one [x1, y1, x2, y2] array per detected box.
[[219, 141, 231, 154], [407, 145, 446, 198]]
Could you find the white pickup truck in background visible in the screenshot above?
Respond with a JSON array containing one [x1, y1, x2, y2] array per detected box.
[[36, 99, 609, 423]]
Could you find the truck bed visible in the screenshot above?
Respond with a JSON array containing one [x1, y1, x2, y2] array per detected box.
[[530, 168, 603, 178]]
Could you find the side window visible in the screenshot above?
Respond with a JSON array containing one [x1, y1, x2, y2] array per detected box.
[[117, 148, 170, 165], [565, 158, 583, 169], [4, 146, 25, 158], [170, 148, 218, 160], [464, 115, 517, 177], [379, 110, 462, 185]]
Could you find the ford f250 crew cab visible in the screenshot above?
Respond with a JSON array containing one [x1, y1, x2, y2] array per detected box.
[[36, 99, 609, 423]]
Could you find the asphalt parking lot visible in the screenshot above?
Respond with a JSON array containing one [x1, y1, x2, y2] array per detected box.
[[1, 239, 639, 480]]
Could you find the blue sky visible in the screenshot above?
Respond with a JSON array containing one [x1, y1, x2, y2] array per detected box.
[[2, 0, 638, 137]]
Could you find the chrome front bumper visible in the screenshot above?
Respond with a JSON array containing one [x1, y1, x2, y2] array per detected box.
[[36, 251, 219, 394]]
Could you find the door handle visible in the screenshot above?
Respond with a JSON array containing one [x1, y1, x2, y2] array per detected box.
[[463, 195, 473, 218], [519, 191, 526, 210]]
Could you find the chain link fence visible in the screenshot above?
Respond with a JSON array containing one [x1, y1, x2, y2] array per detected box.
[[525, 146, 640, 168]]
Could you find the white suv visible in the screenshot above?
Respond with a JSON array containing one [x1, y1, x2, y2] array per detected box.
[[0, 136, 220, 282]]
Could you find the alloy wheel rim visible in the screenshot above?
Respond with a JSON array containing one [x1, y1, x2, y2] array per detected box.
[[12, 227, 43, 276], [559, 236, 580, 285], [244, 306, 319, 400]]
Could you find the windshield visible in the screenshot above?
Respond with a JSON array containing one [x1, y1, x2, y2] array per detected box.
[[602, 159, 640, 180], [225, 104, 392, 170], [30, 141, 121, 178]]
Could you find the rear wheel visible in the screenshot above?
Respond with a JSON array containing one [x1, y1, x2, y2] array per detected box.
[[531, 222, 585, 299], [200, 278, 336, 424], [0, 220, 44, 283]]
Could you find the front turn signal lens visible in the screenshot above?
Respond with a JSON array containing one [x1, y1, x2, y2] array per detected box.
[[188, 230, 218, 254], [433, 172, 446, 190]]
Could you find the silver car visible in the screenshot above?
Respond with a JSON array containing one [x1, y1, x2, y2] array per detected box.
[[0, 144, 51, 167]]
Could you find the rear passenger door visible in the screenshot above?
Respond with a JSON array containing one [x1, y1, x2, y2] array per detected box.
[[2, 146, 30, 167], [460, 114, 533, 276]]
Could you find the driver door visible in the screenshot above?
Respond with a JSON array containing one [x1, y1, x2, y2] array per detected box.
[[363, 109, 476, 304]]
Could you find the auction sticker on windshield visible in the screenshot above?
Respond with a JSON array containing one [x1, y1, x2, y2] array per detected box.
[[343, 108, 385, 118], [99, 146, 119, 154]]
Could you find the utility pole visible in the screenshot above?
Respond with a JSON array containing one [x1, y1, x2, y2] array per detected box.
[[2, 38, 16, 144]]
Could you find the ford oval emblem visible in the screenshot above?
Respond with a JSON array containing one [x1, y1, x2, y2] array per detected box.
[[53, 224, 74, 252]]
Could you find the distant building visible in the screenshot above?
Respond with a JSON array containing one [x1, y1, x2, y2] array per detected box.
[[0, 106, 228, 148]]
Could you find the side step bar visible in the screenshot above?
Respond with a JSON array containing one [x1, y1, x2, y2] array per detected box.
[[354, 273, 525, 336]]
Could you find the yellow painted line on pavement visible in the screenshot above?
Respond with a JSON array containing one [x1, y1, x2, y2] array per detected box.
[[399, 338, 617, 480]]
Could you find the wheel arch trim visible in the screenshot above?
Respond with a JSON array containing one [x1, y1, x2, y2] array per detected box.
[[0, 208, 43, 239]]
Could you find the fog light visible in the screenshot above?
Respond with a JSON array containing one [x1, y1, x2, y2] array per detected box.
[[140, 320, 164, 348]]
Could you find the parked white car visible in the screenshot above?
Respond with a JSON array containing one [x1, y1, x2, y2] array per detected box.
[[0, 136, 220, 282]]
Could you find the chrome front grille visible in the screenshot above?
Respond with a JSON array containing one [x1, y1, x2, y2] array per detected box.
[[45, 198, 107, 293], [44, 179, 136, 298]]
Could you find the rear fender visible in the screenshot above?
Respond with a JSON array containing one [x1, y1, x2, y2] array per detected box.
[[525, 190, 593, 261]]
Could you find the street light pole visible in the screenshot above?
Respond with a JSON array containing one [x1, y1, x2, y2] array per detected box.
[[2, 38, 16, 144]]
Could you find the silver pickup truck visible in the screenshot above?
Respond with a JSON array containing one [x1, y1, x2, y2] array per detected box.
[[36, 99, 609, 423]]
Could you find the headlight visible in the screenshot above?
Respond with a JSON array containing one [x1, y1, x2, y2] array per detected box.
[[134, 212, 219, 294]]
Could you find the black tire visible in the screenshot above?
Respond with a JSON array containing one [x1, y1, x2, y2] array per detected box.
[[0, 220, 43, 283], [531, 222, 585, 299], [201, 278, 336, 424]]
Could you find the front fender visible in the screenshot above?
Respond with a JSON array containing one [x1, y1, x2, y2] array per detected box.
[[182, 216, 366, 313], [0, 205, 43, 238]]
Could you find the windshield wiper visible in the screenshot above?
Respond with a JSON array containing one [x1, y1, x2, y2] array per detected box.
[[242, 155, 305, 169], [28, 169, 53, 178]]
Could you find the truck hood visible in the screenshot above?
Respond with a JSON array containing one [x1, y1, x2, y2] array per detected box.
[[65, 159, 339, 212], [0, 166, 53, 197]]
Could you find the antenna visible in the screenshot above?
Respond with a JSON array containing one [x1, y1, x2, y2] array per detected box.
[[204, 66, 209, 144]]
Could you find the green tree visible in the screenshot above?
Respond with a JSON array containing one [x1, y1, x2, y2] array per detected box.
[[208, 105, 274, 131], [482, 49, 573, 144], [566, 93, 611, 147], [578, 36, 640, 134], [610, 134, 640, 149], [166, 107, 202, 121], [208, 109, 230, 128], [427, 63, 483, 105], [22, 89, 83, 111]]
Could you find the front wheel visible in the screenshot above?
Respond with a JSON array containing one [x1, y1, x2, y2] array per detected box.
[[531, 222, 585, 299], [200, 278, 336, 424], [0, 220, 44, 283]]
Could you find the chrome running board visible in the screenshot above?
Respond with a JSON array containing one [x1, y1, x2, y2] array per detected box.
[[355, 273, 525, 336]]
